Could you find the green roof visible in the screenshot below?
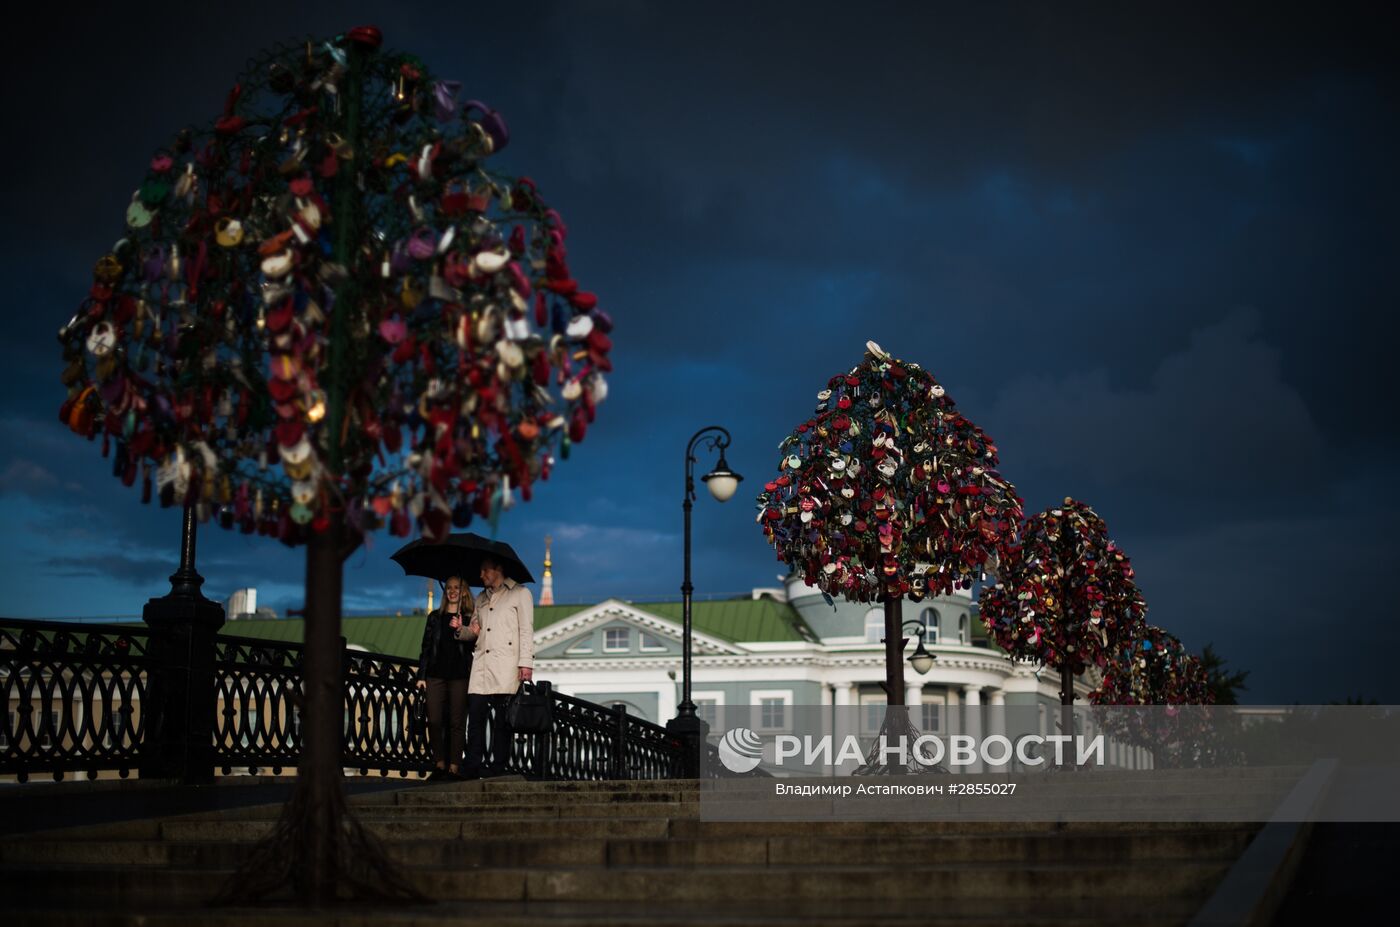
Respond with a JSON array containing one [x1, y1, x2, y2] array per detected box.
[[529, 604, 592, 628], [219, 615, 429, 660], [221, 606, 594, 659], [632, 599, 812, 643], [215, 598, 811, 656]]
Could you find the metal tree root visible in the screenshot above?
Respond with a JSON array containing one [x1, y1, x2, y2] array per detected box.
[[854, 707, 948, 776], [212, 777, 427, 906]]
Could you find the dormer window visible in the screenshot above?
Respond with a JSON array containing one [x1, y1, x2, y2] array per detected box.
[[919, 608, 940, 645], [864, 608, 884, 643], [604, 628, 630, 652]]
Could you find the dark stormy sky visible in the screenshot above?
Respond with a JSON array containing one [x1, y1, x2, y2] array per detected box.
[[1, 3, 1396, 703]]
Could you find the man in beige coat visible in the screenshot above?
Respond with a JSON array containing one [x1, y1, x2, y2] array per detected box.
[[460, 555, 534, 778]]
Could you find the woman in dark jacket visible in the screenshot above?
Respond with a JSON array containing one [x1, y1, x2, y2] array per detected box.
[[415, 575, 475, 780]]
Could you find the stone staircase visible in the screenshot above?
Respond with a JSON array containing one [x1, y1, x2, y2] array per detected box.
[[0, 769, 1306, 926]]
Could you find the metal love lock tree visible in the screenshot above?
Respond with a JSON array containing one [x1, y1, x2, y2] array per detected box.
[[979, 499, 1148, 755], [757, 342, 1023, 771], [56, 27, 613, 904], [1090, 624, 1216, 767], [1092, 624, 1212, 707]]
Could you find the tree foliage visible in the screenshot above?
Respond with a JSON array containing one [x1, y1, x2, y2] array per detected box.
[[979, 499, 1146, 675], [57, 27, 612, 547], [757, 342, 1022, 602], [1200, 642, 1250, 706]]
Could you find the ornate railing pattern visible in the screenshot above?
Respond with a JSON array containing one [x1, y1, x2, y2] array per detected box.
[[344, 648, 432, 776], [213, 634, 304, 774], [0, 619, 152, 782], [496, 690, 686, 781], [3, 617, 704, 782]]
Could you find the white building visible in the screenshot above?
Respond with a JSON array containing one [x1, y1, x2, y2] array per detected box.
[[226, 588, 257, 620], [532, 571, 1144, 771]]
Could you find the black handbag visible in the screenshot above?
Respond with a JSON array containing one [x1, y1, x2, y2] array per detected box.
[[505, 680, 553, 734], [410, 693, 428, 738]]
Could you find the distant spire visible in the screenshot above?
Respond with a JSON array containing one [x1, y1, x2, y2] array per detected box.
[[540, 535, 554, 606], [426, 578, 434, 614]]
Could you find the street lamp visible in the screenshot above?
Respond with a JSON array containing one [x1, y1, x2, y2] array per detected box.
[[904, 620, 937, 675], [667, 426, 742, 772], [888, 618, 937, 676]]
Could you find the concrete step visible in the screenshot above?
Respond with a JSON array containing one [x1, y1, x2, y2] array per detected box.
[[0, 859, 1232, 905], [22, 812, 1262, 845], [369, 781, 1291, 807], [152, 817, 679, 842], [0, 895, 1209, 926], [673, 818, 1257, 837], [151, 787, 1289, 828], [0, 827, 1255, 869], [390, 788, 700, 806]]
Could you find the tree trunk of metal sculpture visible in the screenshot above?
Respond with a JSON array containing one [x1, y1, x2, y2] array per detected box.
[[855, 596, 924, 775], [214, 512, 424, 905], [1060, 662, 1077, 771]]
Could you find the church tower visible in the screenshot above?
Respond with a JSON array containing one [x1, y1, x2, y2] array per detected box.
[[539, 535, 555, 606]]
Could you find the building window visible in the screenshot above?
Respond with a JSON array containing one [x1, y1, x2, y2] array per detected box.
[[752, 690, 792, 731], [1, 709, 12, 749], [640, 632, 666, 652], [41, 710, 59, 748], [921, 702, 941, 733], [693, 692, 724, 729], [604, 628, 630, 652], [565, 635, 593, 654], [860, 695, 886, 734], [864, 608, 884, 643], [919, 608, 940, 645], [958, 614, 968, 645]]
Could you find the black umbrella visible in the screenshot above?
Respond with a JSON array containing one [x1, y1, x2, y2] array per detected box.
[[390, 532, 536, 586]]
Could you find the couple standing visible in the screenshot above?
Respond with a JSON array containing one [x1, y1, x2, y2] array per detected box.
[[415, 556, 534, 780]]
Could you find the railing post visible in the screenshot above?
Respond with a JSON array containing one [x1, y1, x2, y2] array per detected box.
[[532, 681, 553, 780], [611, 704, 629, 780], [140, 507, 225, 784], [668, 715, 709, 779], [338, 636, 353, 770]]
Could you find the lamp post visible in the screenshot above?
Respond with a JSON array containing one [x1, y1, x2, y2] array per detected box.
[[140, 506, 226, 783], [667, 426, 741, 776]]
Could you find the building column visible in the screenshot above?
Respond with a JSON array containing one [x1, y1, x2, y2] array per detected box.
[[833, 684, 854, 776], [986, 689, 1007, 772], [961, 685, 983, 774], [946, 687, 961, 737], [655, 683, 676, 726]]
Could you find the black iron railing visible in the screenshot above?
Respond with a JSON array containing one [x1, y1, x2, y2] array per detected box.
[[3, 617, 702, 782], [530, 690, 684, 780], [0, 619, 152, 782], [213, 634, 305, 774], [343, 646, 432, 777]]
